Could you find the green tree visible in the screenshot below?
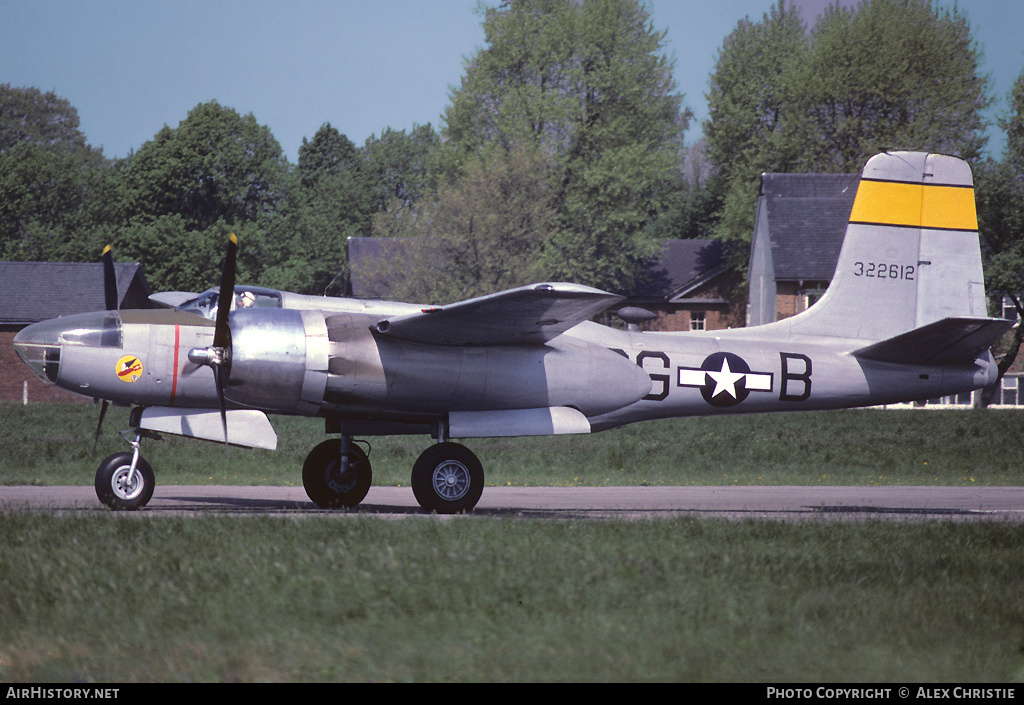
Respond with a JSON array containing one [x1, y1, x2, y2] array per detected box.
[[976, 67, 1024, 392], [245, 123, 443, 296], [116, 214, 229, 294], [258, 124, 375, 295], [796, 0, 990, 172], [441, 0, 691, 293], [0, 86, 112, 261], [297, 123, 359, 187], [0, 148, 118, 262], [705, 0, 992, 246], [111, 101, 291, 291], [367, 143, 557, 303], [0, 84, 98, 157], [1004, 64, 1024, 178], [362, 124, 440, 212], [118, 101, 290, 232], [703, 1, 808, 247]]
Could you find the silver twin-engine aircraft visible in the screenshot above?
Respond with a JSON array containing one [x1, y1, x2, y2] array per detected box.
[[13, 151, 1013, 512]]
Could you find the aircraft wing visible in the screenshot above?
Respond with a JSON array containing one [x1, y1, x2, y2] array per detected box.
[[372, 283, 624, 346], [851, 317, 1014, 365]]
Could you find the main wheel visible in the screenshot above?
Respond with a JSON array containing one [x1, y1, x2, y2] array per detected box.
[[411, 443, 484, 514], [95, 452, 155, 511], [302, 439, 372, 508]]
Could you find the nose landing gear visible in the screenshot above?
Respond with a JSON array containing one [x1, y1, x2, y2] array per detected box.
[[95, 430, 157, 510]]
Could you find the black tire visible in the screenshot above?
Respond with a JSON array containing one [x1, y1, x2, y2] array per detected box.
[[95, 452, 155, 511], [411, 443, 484, 514], [302, 439, 372, 508]]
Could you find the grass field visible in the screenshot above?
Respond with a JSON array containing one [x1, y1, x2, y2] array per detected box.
[[1, 515, 1022, 682], [1, 402, 1023, 682]]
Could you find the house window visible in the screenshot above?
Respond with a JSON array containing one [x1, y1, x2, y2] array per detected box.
[[1002, 375, 1019, 406], [1002, 296, 1020, 321], [801, 289, 826, 312], [690, 311, 706, 331]]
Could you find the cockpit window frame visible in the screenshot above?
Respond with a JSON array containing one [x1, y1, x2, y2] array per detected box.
[[57, 311, 123, 348]]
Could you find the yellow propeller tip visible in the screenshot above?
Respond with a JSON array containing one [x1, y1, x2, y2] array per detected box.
[[102, 244, 112, 255], [229, 233, 238, 244]]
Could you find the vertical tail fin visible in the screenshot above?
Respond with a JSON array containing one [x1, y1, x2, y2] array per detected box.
[[789, 151, 987, 342]]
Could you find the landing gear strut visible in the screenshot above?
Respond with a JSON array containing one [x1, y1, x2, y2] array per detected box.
[[95, 430, 156, 510]]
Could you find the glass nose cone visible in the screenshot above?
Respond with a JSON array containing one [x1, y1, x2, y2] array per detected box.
[[13, 321, 62, 384], [13, 312, 122, 384]]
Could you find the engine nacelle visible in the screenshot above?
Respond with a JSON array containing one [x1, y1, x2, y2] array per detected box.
[[225, 308, 328, 414], [224, 307, 652, 422]]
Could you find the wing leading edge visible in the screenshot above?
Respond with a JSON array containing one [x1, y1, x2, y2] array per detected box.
[[372, 283, 623, 346]]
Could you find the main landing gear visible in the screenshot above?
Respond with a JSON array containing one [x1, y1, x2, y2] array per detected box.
[[302, 437, 372, 509], [410, 442, 484, 514], [301, 437, 484, 514]]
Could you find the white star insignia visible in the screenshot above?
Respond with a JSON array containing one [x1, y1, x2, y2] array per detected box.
[[706, 357, 745, 399]]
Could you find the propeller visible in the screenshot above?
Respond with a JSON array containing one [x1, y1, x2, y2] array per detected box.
[[102, 244, 118, 311], [187, 233, 238, 449], [94, 399, 109, 450], [94, 244, 118, 448]]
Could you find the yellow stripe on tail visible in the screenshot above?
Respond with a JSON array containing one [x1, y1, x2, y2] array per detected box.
[[848, 180, 977, 231]]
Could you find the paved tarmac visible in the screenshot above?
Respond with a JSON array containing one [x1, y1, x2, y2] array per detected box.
[[2, 484, 1023, 522]]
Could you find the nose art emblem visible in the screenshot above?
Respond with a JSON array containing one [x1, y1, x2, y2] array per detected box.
[[116, 355, 144, 383]]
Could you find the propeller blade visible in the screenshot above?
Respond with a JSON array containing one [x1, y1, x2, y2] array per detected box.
[[93, 399, 109, 451], [214, 233, 236, 455], [214, 233, 237, 350], [102, 245, 118, 310], [215, 365, 229, 455]]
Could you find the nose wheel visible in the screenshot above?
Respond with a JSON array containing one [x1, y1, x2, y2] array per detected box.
[[95, 431, 156, 510]]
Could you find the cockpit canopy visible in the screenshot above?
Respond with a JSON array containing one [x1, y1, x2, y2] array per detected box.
[[177, 286, 283, 320]]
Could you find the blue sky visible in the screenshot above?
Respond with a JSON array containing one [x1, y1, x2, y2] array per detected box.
[[3, 0, 1022, 162]]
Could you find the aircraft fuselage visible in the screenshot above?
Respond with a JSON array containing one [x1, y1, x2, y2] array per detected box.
[[16, 306, 996, 437], [571, 321, 997, 431]]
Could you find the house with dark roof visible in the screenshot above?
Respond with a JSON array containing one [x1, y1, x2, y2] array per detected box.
[[0, 261, 152, 401], [747, 173, 859, 326], [347, 236, 744, 331], [624, 239, 744, 331]]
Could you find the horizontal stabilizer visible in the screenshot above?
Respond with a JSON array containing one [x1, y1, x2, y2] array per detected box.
[[374, 283, 623, 346], [852, 317, 1013, 365]]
